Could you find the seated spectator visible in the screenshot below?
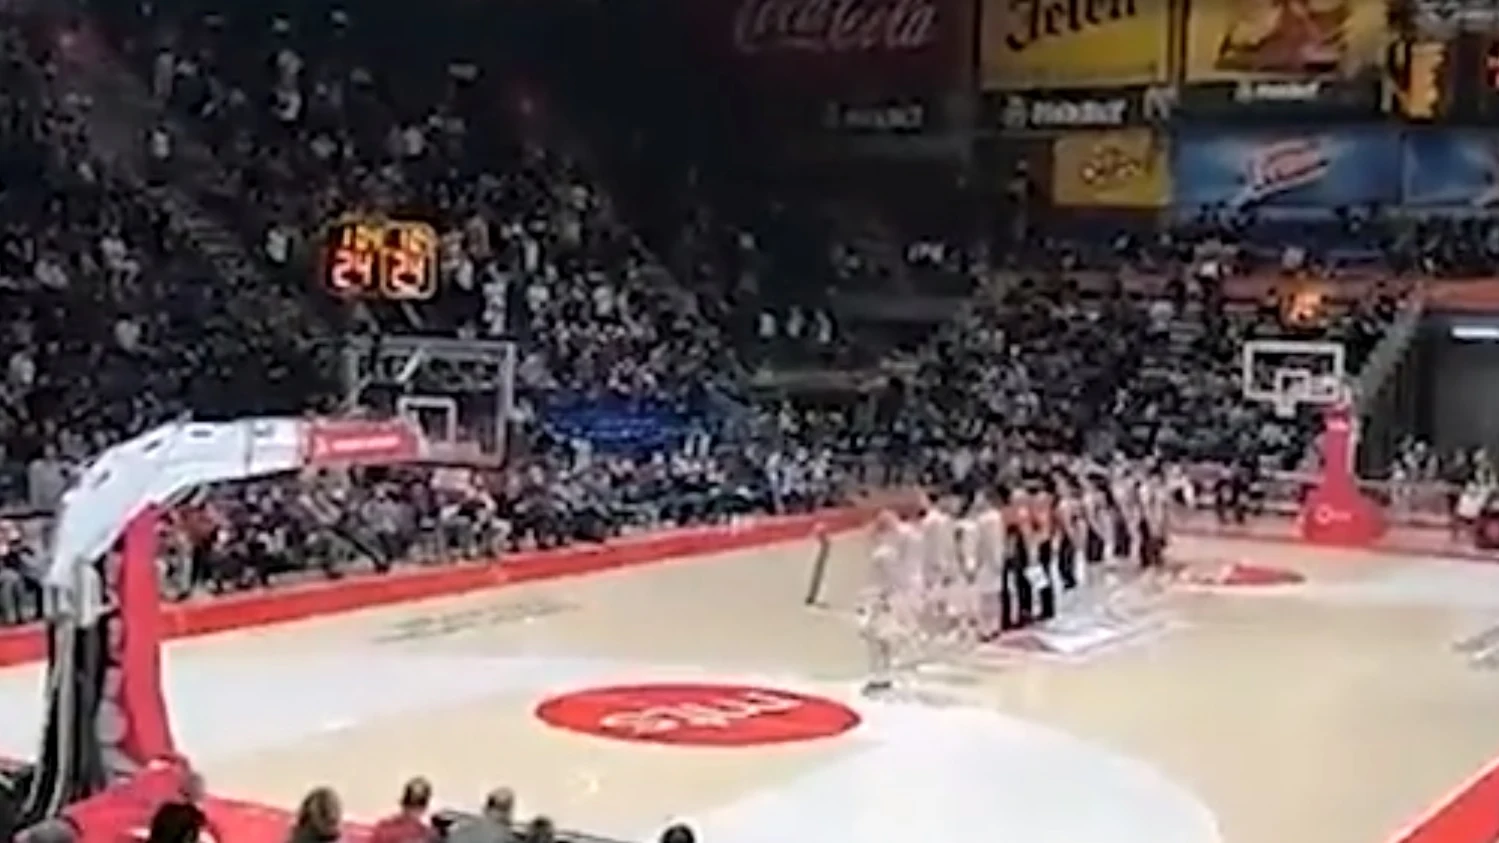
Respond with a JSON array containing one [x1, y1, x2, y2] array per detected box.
[[0, 516, 41, 624], [659, 823, 696, 843], [521, 817, 554, 843], [15, 818, 78, 843], [287, 786, 343, 843], [144, 795, 205, 843], [369, 777, 435, 843], [444, 787, 515, 843]]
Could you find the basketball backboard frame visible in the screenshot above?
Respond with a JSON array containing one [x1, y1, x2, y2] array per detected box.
[[1241, 339, 1349, 419], [340, 335, 516, 468]]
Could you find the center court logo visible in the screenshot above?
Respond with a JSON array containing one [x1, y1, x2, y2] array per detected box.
[[534, 683, 861, 746]]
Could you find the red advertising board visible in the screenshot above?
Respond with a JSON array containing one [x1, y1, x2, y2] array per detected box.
[[682, 0, 970, 94], [302, 419, 422, 467]]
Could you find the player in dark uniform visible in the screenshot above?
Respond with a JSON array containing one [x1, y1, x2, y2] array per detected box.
[[1029, 486, 1058, 622], [1002, 489, 1034, 630], [1082, 475, 1110, 569], [1055, 477, 1086, 592]]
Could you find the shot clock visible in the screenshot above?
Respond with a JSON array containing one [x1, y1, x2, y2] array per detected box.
[[321, 216, 438, 300]]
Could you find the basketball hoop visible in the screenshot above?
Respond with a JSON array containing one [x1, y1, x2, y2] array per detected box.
[[1270, 368, 1311, 419], [1331, 378, 1356, 411], [1271, 394, 1299, 420]]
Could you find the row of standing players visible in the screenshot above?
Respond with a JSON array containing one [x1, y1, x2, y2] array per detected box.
[[866, 472, 1174, 646]]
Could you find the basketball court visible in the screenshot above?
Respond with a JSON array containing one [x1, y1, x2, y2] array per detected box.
[[1, 526, 1495, 843]]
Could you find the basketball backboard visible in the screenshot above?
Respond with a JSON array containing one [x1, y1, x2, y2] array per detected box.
[[1241, 339, 1348, 419], [340, 336, 516, 467]]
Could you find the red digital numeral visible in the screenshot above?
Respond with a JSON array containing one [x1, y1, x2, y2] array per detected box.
[[328, 248, 374, 295]]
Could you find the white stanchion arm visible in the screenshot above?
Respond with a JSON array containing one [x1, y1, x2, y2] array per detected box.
[[45, 418, 305, 600]]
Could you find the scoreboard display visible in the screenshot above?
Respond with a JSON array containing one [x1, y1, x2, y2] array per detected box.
[[321, 217, 438, 300]]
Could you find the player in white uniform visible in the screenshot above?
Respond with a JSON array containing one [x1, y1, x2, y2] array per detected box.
[[1111, 472, 1141, 566], [916, 494, 960, 638], [1082, 477, 1111, 567], [1139, 471, 1170, 573], [952, 494, 995, 644], [861, 511, 917, 692], [1057, 480, 1088, 591], [967, 492, 1008, 641]]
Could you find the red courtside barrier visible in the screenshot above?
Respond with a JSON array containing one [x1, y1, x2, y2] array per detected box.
[[0, 508, 871, 669]]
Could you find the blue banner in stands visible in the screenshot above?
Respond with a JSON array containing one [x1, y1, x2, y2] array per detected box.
[[1170, 130, 1400, 215], [1401, 132, 1499, 211], [542, 397, 691, 455]]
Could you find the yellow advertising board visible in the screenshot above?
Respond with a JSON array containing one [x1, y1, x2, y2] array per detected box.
[[1183, 0, 1385, 81], [981, 0, 1172, 90], [1050, 129, 1169, 208]]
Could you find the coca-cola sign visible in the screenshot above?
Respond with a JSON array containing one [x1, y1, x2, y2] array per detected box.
[[692, 0, 967, 94], [732, 0, 939, 55]]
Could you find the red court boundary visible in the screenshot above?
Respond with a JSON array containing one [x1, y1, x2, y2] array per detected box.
[[1389, 757, 1499, 843], [0, 509, 864, 669]]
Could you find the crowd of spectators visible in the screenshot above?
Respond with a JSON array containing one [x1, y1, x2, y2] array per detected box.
[[98, 0, 749, 407], [114, 773, 703, 843], [0, 435, 852, 626], [0, 23, 203, 503], [0, 0, 859, 638], [884, 256, 1398, 475]]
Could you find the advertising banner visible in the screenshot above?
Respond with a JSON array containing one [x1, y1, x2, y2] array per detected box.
[[1172, 75, 1382, 120], [1401, 133, 1499, 211], [1178, 0, 1384, 119], [821, 97, 932, 133], [981, 0, 1171, 91], [1170, 131, 1399, 212], [302, 419, 423, 467], [1050, 129, 1170, 207], [1183, 0, 1385, 83], [691, 0, 971, 95], [986, 85, 1176, 131]]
